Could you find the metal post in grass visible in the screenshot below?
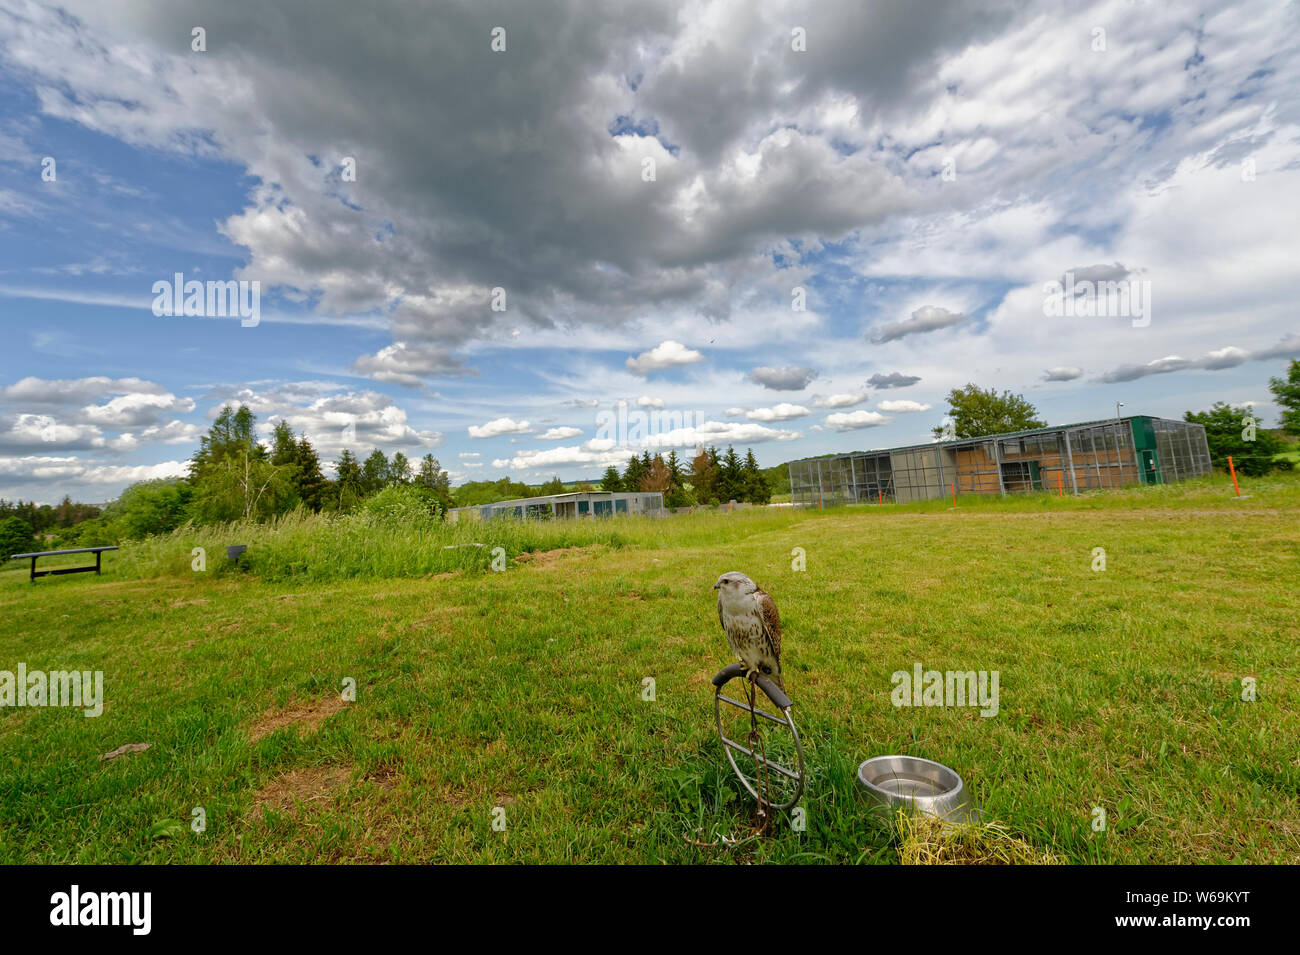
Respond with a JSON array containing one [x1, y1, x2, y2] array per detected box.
[[992, 439, 1006, 498], [712, 663, 805, 816], [1088, 429, 1104, 490], [1063, 430, 1079, 495], [1114, 403, 1126, 485], [1228, 456, 1241, 497]]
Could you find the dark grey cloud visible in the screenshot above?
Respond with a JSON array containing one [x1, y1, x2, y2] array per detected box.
[[1, 0, 1023, 386], [748, 365, 818, 391], [870, 305, 968, 343], [866, 372, 921, 389], [1059, 262, 1133, 293], [638, 1, 1018, 164]]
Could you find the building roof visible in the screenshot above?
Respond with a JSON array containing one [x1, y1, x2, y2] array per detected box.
[[451, 489, 662, 510], [789, 414, 1200, 463]]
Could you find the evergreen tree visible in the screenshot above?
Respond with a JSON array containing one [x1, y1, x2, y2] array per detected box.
[[0, 516, 36, 559], [539, 475, 566, 495], [333, 449, 364, 510], [361, 449, 389, 493], [666, 450, 683, 487], [54, 495, 100, 527], [269, 420, 298, 467], [416, 455, 451, 495], [741, 448, 772, 504], [690, 446, 717, 504], [600, 466, 622, 491], [295, 437, 327, 511], [389, 452, 412, 485], [717, 445, 744, 502], [622, 454, 648, 492]]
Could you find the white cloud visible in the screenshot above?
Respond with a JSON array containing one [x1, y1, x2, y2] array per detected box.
[[746, 403, 810, 422], [876, 399, 932, 413], [0, 376, 166, 405], [540, 426, 583, 440], [812, 391, 867, 408], [351, 341, 473, 386], [626, 340, 704, 375], [825, 410, 890, 431], [79, 391, 196, 428], [0, 455, 187, 485], [1042, 367, 1084, 382], [467, 416, 533, 438], [636, 395, 666, 408], [108, 420, 203, 451]]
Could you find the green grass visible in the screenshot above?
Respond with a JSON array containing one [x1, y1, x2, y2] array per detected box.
[[1, 473, 1297, 863]]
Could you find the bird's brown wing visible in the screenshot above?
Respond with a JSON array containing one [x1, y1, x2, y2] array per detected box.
[[756, 588, 782, 662]]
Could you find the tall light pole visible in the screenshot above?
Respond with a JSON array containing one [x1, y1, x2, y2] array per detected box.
[[1115, 401, 1124, 420]]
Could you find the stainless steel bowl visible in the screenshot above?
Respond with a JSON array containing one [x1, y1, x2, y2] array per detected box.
[[857, 755, 972, 821]]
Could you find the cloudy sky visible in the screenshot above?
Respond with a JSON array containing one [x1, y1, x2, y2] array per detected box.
[[1, 0, 1297, 503]]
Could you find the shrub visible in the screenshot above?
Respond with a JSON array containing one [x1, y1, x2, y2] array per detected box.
[[0, 516, 36, 560], [356, 484, 445, 524]]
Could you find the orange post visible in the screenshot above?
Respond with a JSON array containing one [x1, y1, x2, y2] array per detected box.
[[1057, 471, 1063, 497], [878, 489, 883, 504], [951, 482, 957, 507], [1228, 456, 1241, 497]]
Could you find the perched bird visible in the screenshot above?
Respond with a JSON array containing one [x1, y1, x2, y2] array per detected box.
[[714, 571, 784, 690]]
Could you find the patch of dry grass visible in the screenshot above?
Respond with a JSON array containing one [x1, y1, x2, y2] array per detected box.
[[896, 811, 1063, 865]]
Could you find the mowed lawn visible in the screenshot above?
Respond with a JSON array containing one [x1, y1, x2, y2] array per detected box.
[[1, 479, 1297, 864]]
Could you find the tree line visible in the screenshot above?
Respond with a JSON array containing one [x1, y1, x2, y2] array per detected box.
[[0, 404, 454, 554], [598, 445, 772, 507]]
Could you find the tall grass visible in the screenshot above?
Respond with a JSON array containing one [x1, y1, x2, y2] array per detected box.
[[109, 506, 804, 582], [100, 470, 1297, 583]]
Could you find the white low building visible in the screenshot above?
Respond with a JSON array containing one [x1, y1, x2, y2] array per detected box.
[[446, 490, 665, 522]]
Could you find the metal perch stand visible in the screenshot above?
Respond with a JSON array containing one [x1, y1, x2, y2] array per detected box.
[[712, 663, 806, 813]]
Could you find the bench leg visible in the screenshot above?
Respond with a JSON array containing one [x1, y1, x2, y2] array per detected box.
[[30, 556, 36, 582], [96, 551, 102, 575]]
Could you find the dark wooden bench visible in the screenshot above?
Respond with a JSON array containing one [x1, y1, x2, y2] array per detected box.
[[8, 546, 118, 582]]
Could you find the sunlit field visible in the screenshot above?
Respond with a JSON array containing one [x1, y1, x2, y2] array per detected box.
[[2, 474, 1296, 863]]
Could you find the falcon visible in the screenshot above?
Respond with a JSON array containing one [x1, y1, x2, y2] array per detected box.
[[713, 571, 784, 690]]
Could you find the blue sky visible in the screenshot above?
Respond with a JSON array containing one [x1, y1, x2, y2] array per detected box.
[[1, 0, 1297, 503]]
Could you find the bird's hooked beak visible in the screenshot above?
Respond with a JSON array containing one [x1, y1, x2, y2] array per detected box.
[[712, 581, 721, 590]]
